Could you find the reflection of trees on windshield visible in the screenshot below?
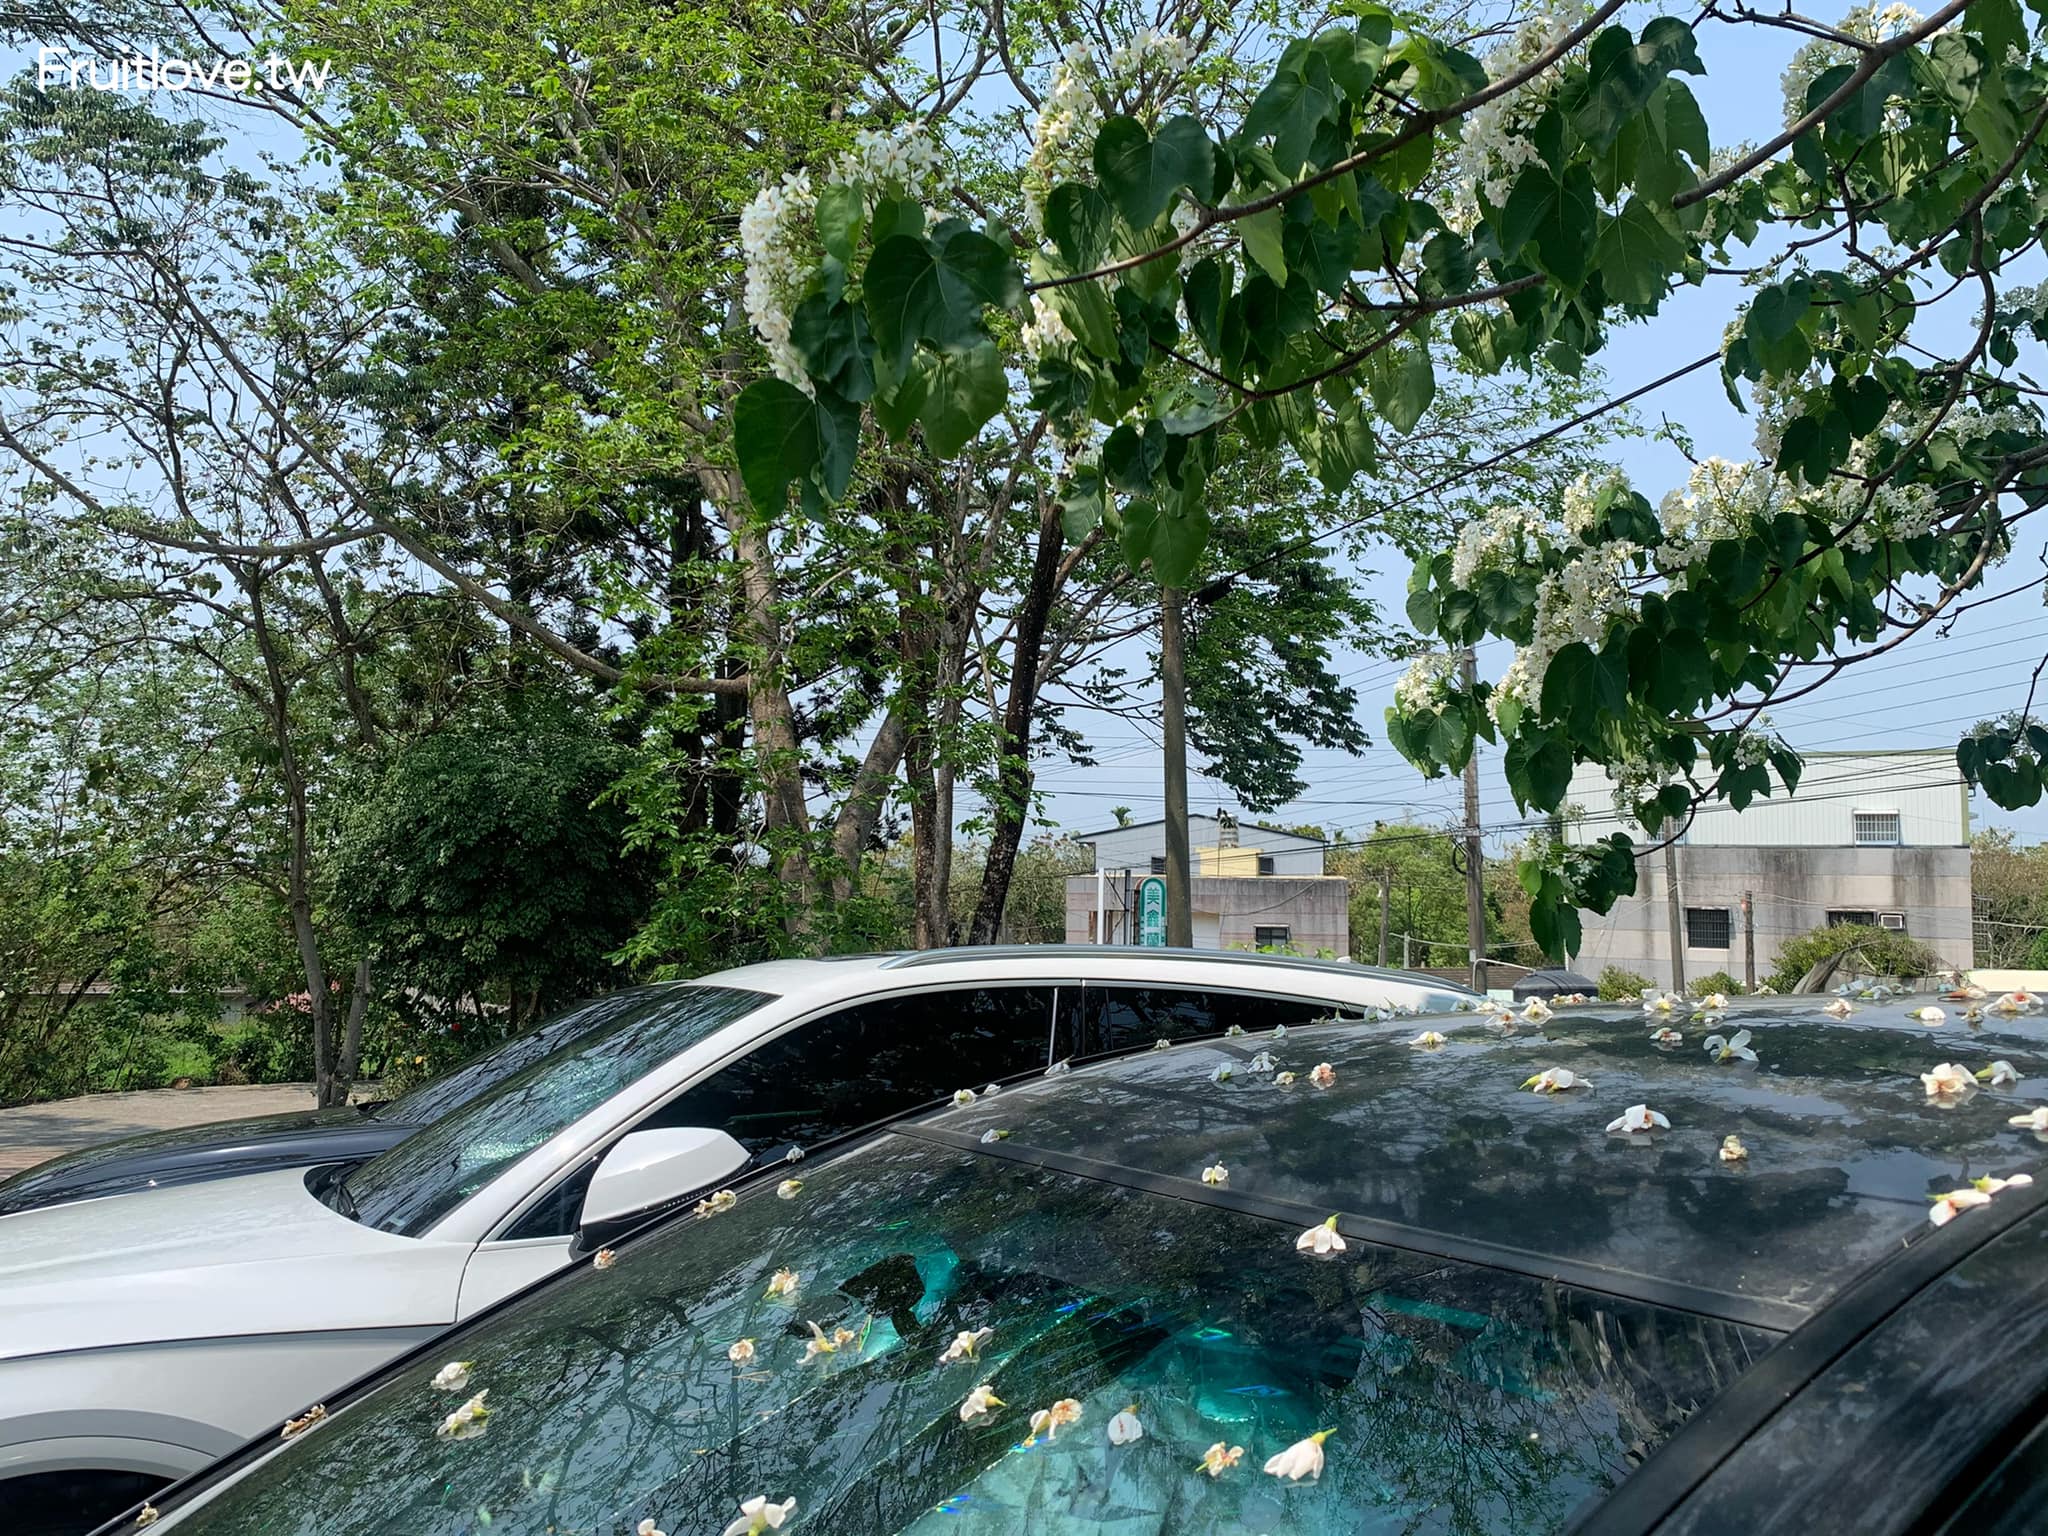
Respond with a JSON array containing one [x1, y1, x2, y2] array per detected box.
[[177, 1138, 1766, 1536]]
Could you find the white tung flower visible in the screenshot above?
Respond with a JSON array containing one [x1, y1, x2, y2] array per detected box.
[[1720, 1134, 1749, 1162], [960, 1382, 1005, 1423], [2009, 1106, 2048, 1132], [1410, 1030, 1447, 1048], [1824, 998, 1856, 1018], [766, 1268, 800, 1299], [1309, 1062, 1337, 1089], [1606, 1104, 1672, 1135], [1909, 1006, 1947, 1026], [939, 1327, 994, 1366], [721, 1495, 798, 1536], [1922, 1063, 1977, 1099], [1198, 1441, 1245, 1476], [430, 1361, 473, 1393], [1704, 1030, 1758, 1065], [1296, 1215, 1347, 1256], [728, 1338, 756, 1365], [1978, 1060, 2022, 1087], [1521, 999, 1554, 1024], [952, 1088, 979, 1107], [434, 1391, 490, 1442], [1209, 1063, 1233, 1084], [801, 1320, 858, 1363], [1247, 1050, 1277, 1073], [1264, 1428, 1336, 1482], [1027, 1398, 1084, 1442], [1201, 1161, 1228, 1185], [638, 1521, 665, 1536], [1107, 1407, 1145, 1445], [776, 1178, 804, 1199], [592, 1247, 618, 1270], [1522, 1067, 1591, 1093], [695, 1189, 738, 1218], [1651, 1027, 1683, 1046]]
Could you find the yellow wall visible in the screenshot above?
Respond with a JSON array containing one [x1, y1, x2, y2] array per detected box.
[[1195, 844, 1262, 877]]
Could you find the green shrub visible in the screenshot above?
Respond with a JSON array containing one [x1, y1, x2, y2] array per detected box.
[[1688, 971, 1747, 998], [1597, 965, 1652, 1000], [1767, 923, 1946, 992], [219, 1008, 315, 1084]]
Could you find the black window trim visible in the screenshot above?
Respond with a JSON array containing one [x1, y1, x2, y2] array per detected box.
[[482, 978, 1079, 1243], [1568, 1175, 2048, 1535]]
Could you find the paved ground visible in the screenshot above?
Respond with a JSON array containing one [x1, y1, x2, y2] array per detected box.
[[0, 1083, 321, 1178]]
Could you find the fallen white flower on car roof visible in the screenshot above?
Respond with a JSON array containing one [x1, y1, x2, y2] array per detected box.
[[1522, 1067, 1590, 1093], [1908, 1006, 1947, 1026], [1719, 1134, 1748, 1162], [939, 1327, 993, 1366], [776, 1178, 803, 1199], [1309, 1062, 1336, 1088], [1197, 1441, 1244, 1477], [1201, 1162, 1228, 1185], [433, 1391, 488, 1441], [951, 1088, 978, 1107], [720, 1495, 797, 1536], [430, 1362, 472, 1393], [728, 1339, 756, 1364], [1703, 1029, 1757, 1064], [1521, 999, 1553, 1023], [2008, 1106, 2048, 1132], [1026, 1398, 1083, 1443], [1605, 1104, 1671, 1135], [1296, 1215, 1346, 1255], [766, 1268, 800, 1299], [1265, 1429, 1335, 1481], [959, 1383, 1003, 1423], [1824, 998, 1855, 1018], [1247, 1050, 1277, 1073], [695, 1189, 738, 1218], [1107, 1406, 1144, 1445], [1410, 1030, 1447, 1048], [1977, 1060, 2022, 1087], [1650, 1027, 1683, 1046], [1921, 1063, 1976, 1099]]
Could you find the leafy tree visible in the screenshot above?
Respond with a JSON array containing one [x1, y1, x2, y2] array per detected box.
[[1767, 922, 1948, 992], [1971, 829, 2048, 967], [330, 694, 653, 1030], [734, 0, 2048, 962]]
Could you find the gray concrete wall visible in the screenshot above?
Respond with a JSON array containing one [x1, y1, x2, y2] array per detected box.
[[1573, 844, 1973, 989], [1066, 875, 1351, 956]]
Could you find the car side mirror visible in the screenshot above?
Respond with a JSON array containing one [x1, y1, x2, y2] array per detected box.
[[578, 1127, 751, 1240]]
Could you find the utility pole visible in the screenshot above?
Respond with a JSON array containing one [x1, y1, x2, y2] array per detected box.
[[1663, 836, 1687, 993], [1160, 587, 1194, 947], [1460, 649, 1487, 992], [1377, 869, 1392, 967], [1742, 890, 1757, 990]]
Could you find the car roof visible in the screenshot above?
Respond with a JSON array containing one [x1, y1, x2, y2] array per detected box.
[[697, 945, 1480, 1007], [925, 1000, 2048, 1330]]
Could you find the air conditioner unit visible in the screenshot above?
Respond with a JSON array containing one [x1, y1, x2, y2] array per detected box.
[[1879, 912, 1907, 930]]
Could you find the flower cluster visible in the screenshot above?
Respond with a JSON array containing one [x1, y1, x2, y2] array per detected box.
[[1561, 469, 1630, 543], [1491, 539, 1642, 725], [1450, 502, 1548, 586], [1022, 32, 1197, 235], [1657, 456, 1775, 566], [1779, 5, 1923, 129], [1393, 651, 1460, 717], [1448, 8, 1579, 228], [1020, 292, 1077, 363]]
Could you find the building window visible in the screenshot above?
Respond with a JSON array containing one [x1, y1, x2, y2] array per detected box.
[[1256, 854, 1276, 876], [1853, 811, 1902, 846], [1827, 910, 1878, 928], [1685, 908, 1731, 949], [1149, 856, 1166, 874], [1253, 925, 1292, 949]]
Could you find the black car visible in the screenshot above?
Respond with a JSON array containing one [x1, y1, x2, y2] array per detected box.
[[99, 997, 2048, 1535], [0, 989, 673, 1216]]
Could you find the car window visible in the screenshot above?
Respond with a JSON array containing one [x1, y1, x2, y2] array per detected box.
[[1081, 983, 1340, 1054], [162, 1134, 1772, 1536], [338, 985, 772, 1237], [373, 991, 669, 1126], [642, 985, 1056, 1155], [496, 986, 1056, 1242]]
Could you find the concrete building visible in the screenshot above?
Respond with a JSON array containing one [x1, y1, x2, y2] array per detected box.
[[1562, 750, 1973, 988], [1064, 814, 1351, 955]]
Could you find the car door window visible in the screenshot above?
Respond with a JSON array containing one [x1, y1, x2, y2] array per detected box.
[[649, 985, 1056, 1155], [1082, 984, 1339, 1055], [499, 987, 1056, 1239]]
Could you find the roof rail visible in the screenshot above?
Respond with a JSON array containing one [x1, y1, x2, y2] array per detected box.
[[876, 944, 1478, 993]]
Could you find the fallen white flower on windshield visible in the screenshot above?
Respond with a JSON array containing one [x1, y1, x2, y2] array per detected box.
[[431, 1362, 473, 1393], [1045, 1059, 1073, 1076], [135, 1507, 159, 1528], [1606, 1104, 1671, 1135], [979, 1129, 1009, 1143], [1209, 1063, 1233, 1084], [1310, 1062, 1337, 1088], [1993, 990, 2041, 1015], [1824, 998, 1855, 1018], [1694, 994, 1728, 1012], [1922, 1063, 1976, 1099], [1225, 1024, 1246, 1036], [1522, 999, 1553, 1024], [728, 1339, 756, 1365], [1978, 1173, 2035, 1195], [1651, 1028, 1683, 1047], [1704, 1030, 1757, 1064], [1909, 1007, 1947, 1026], [721, 1495, 797, 1536], [959, 1383, 1004, 1423], [1275, 1070, 1297, 1085], [1522, 1068, 1590, 1093], [952, 1088, 978, 1107], [1273, 1022, 1289, 1038], [1154, 1038, 1172, 1051], [1026, 1398, 1084, 1443], [1247, 1050, 1277, 1073], [776, 1179, 803, 1199], [1929, 1187, 1995, 1226], [281, 1404, 327, 1439], [1198, 1441, 1245, 1477], [434, 1392, 488, 1441], [766, 1268, 800, 1299], [1977, 1060, 2022, 1087], [592, 1248, 617, 1270], [1107, 1407, 1144, 1445], [1296, 1215, 1347, 1255], [939, 1327, 993, 1365], [1201, 1161, 1228, 1185], [1410, 1031, 1447, 1048], [801, 1321, 857, 1363], [1720, 1134, 1749, 1162], [637, 1521, 664, 1536], [1265, 1429, 1335, 1481], [695, 1189, 739, 1219], [2009, 1107, 2048, 1132]]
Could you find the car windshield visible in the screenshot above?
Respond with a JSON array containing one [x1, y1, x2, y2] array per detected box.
[[340, 984, 771, 1236], [167, 1130, 1770, 1536], [371, 991, 680, 1126]]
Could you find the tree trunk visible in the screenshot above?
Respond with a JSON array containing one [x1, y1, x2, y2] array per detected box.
[[830, 708, 908, 903], [969, 500, 1064, 944]]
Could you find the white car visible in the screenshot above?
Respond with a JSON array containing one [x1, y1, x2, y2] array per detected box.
[[0, 946, 1472, 1533]]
